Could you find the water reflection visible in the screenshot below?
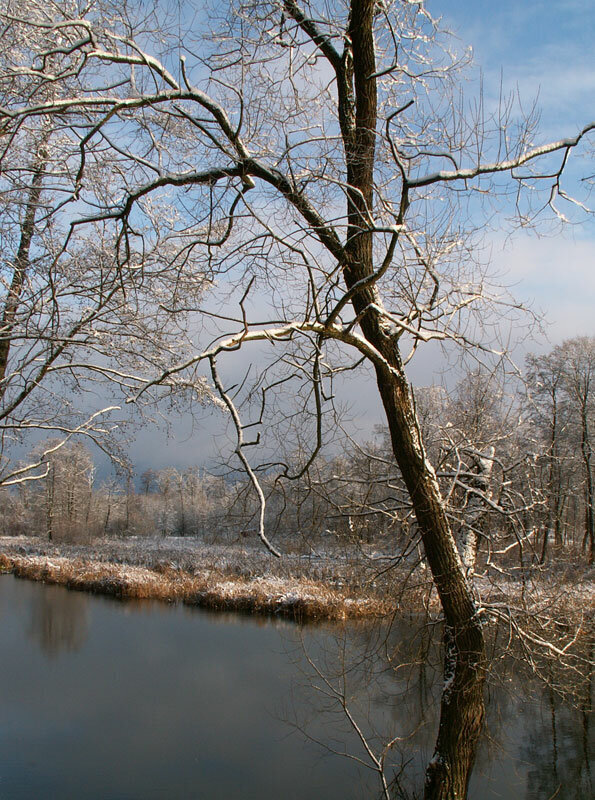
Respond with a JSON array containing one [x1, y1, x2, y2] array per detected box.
[[295, 621, 594, 799], [27, 584, 89, 655], [0, 576, 591, 800], [520, 680, 593, 800]]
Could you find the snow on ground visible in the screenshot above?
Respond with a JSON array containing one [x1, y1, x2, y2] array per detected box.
[[0, 535, 592, 621], [0, 535, 399, 620]]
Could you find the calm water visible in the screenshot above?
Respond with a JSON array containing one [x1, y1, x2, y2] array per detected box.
[[0, 575, 592, 799]]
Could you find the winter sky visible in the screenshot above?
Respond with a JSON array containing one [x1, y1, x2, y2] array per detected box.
[[129, 0, 594, 472], [429, 0, 594, 342]]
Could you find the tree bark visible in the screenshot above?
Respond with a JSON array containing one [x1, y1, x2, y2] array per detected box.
[[337, 3, 486, 795], [460, 447, 495, 576], [0, 150, 47, 393], [580, 401, 594, 565]]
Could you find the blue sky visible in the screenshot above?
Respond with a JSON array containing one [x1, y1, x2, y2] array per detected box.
[[4, 1, 591, 482], [129, 0, 594, 473], [425, 0, 594, 343], [431, 0, 592, 135]]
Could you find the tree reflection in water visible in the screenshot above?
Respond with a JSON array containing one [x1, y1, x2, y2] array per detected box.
[[519, 672, 593, 800], [28, 584, 89, 656], [294, 619, 593, 799], [17, 582, 592, 798]]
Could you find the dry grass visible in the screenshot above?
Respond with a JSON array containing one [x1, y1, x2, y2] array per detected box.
[[1, 535, 592, 624], [0, 549, 394, 621]]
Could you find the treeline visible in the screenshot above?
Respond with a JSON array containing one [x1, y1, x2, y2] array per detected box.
[[1, 337, 593, 566]]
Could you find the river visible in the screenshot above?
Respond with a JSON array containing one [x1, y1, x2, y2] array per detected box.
[[0, 575, 591, 798]]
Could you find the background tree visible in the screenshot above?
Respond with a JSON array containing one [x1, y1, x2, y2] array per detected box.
[[527, 337, 595, 564], [561, 338, 595, 565], [0, 0, 215, 489], [24, 440, 96, 542], [526, 349, 570, 560]]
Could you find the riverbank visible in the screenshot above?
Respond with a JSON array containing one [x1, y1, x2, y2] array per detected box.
[[0, 535, 592, 623], [0, 536, 400, 620]]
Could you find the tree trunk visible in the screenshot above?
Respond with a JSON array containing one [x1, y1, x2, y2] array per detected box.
[[46, 462, 55, 542], [549, 394, 563, 550], [372, 358, 485, 800], [579, 395, 594, 564], [424, 626, 486, 800], [460, 447, 495, 576], [0, 150, 47, 393], [282, 2, 487, 792], [341, 3, 486, 795]]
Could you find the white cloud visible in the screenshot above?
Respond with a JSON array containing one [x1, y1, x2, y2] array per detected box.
[[489, 232, 595, 343]]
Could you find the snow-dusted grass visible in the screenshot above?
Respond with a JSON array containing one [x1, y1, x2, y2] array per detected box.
[[0, 535, 592, 623], [0, 536, 398, 620]]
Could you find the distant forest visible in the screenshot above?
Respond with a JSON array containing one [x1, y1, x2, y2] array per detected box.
[[3, 337, 592, 569]]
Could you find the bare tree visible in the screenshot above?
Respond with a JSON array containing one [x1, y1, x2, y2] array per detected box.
[[0, 0, 215, 488], [526, 349, 569, 560], [24, 439, 96, 541], [561, 338, 595, 565], [528, 338, 595, 565], [1, 1, 592, 796]]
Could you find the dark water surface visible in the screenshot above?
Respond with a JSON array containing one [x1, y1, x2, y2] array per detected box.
[[0, 575, 592, 799]]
